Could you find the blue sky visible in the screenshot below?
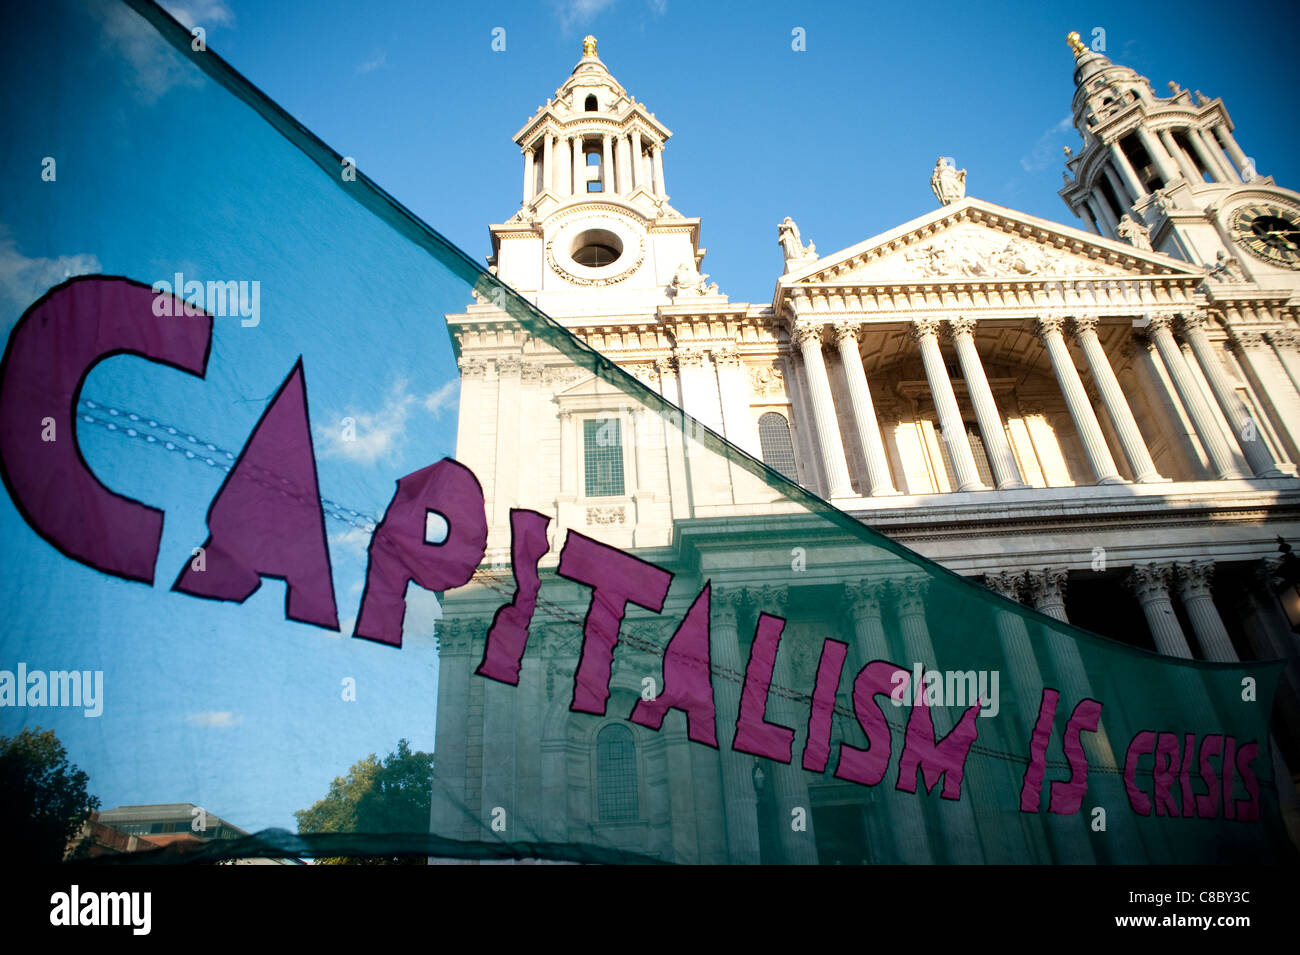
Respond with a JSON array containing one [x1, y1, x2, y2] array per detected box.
[[178, 0, 1300, 305]]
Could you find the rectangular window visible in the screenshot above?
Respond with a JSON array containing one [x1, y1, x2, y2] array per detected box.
[[584, 417, 624, 497]]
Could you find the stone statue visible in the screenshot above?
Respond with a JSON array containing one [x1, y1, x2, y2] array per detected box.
[[1116, 214, 1152, 250], [1167, 81, 1181, 96], [1150, 186, 1174, 217], [777, 217, 817, 271], [1206, 250, 1246, 283], [669, 261, 716, 296], [930, 157, 967, 206]]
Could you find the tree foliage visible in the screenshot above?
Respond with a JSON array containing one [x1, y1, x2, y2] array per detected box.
[[0, 726, 100, 863], [295, 739, 433, 864]]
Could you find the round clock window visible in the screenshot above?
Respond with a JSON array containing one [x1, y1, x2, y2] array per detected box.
[[1230, 203, 1300, 268]]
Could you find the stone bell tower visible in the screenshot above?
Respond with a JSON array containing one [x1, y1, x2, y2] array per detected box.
[[486, 36, 721, 318], [1058, 31, 1300, 293]]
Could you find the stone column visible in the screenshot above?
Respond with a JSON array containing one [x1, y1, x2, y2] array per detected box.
[[1175, 561, 1238, 663], [895, 577, 983, 863], [1035, 316, 1123, 484], [1070, 317, 1163, 482], [1136, 126, 1179, 186], [1026, 568, 1069, 622], [522, 147, 535, 202], [1127, 563, 1194, 658], [1107, 151, 1138, 207], [542, 133, 554, 194], [843, 580, 933, 863], [1158, 128, 1199, 183], [1181, 312, 1288, 477], [1266, 328, 1300, 397], [1198, 126, 1241, 182], [1188, 127, 1232, 183], [430, 620, 474, 841], [652, 144, 666, 196], [711, 587, 761, 864], [950, 316, 1027, 488], [617, 135, 632, 194], [1212, 124, 1251, 178], [1089, 190, 1120, 235], [601, 134, 615, 193], [630, 129, 643, 190], [792, 322, 854, 499], [832, 322, 898, 495], [912, 317, 985, 491], [572, 136, 585, 196], [1145, 314, 1244, 478], [757, 586, 819, 864]]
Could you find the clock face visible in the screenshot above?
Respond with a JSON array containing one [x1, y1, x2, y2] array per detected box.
[[1229, 202, 1300, 268]]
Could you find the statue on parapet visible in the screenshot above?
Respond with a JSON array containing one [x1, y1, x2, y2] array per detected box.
[[778, 216, 817, 272], [930, 156, 967, 206]]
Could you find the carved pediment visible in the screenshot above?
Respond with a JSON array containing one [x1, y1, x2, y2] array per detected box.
[[780, 198, 1203, 289], [827, 222, 1128, 282]]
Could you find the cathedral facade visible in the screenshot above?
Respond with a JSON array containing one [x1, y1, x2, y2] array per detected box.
[[431, 34, 1300, 862]]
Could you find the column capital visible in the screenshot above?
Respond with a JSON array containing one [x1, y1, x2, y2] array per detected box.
[[843, 579, 888, 618], [909, 316, 942, 342], [751, 584, 789, 615], [895, 576, 930, 616], [1145, 312, 1176, 335], [653, 356, 677, 375], [948, 314, 977, 340], [984, 570, 1026, 602], [831, 321, 861, 347], [1177, 310, 1212, 334], [1025, 568, 1068, 605], [1069, 314, 1099, 337], [1035, 315, 1067, 339], [1265, 327, 1300, 350], [1227, 328, 1268, 349], [675, 345, 710, 369], [1127, 562, 1174, 602], [1175, 560, 1216, 601], [791, 322, 825, 350], [712, 586, 748, 627]]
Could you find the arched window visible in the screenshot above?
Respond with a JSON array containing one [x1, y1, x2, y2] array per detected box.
[[584, 94, 598, 112], [758, 412, 797, 480], [596, 724, 638, 822]]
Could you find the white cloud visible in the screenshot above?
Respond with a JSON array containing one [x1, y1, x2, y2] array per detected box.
[[316, 378, 415, 465], [0, 227, 101, 329], [328, 526, 374, 556], [355, 51, 387, 75], [185, 711, 242, 728], [90, 0, 203, 104], [159, 0, 235, 30], [423, 379, 459, 418], [1019, 116, 1074, 173], [552, 0, 616, 27]]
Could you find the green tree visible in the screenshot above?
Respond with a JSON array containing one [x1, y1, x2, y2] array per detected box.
[[0, 727, 100, 863], [295, 739, 433, 865]]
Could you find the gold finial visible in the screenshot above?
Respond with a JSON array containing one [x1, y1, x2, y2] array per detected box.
[[583, 35, 597, 56], [1066, 31, 1087, 56]]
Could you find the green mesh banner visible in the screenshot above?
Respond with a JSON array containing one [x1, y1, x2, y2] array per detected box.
[[0, 0, 1290, 865]]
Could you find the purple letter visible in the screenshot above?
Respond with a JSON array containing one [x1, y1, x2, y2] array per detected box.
[[732, 613, 796, 763], [556, 530, 672, 715], [355, 458, 488, 647], [1020, 688, 1058, 813], [629, 582, 717, 746], [174, 360, 338, 629], [1123, 730, 1156, 816], [1195, 734, 1222, 819], [1048, 698, 1102, 815], [1152, 731, 1181, 817], [896, 672, 982, 800], [476, 509, 551, 684], [801, 639, 849, 773], [0, 276, 210, 583], [1235, 741, 1260, 822], [834, 659, 904, 787]]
